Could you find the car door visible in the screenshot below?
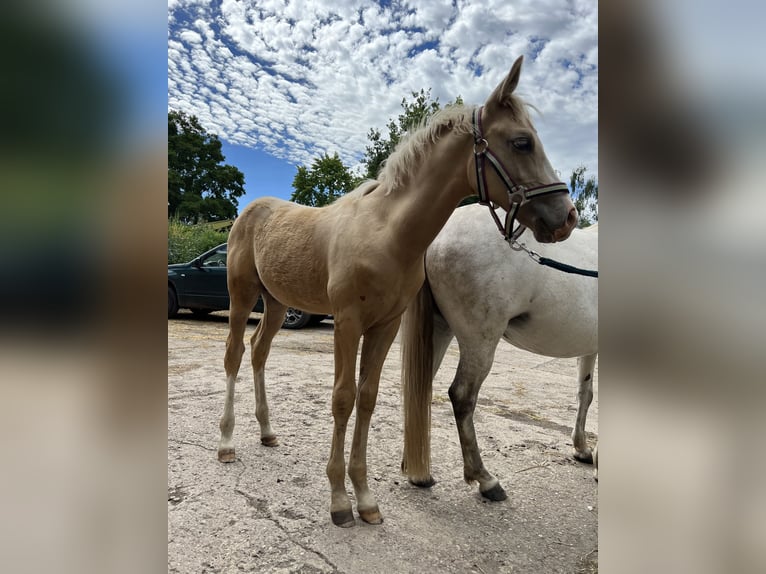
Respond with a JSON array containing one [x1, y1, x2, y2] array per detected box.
[[181, 245, 229, 309]]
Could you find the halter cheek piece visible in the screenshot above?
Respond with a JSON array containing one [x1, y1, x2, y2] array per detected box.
[[472, 106, 569, 242]]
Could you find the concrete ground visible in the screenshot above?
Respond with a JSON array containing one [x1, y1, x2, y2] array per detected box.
[[168, 312, 598, 573]]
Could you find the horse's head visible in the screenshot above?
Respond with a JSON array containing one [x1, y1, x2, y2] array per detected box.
[[469, 56, 578, 243]]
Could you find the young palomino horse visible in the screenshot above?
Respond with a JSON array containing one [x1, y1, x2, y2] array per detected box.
[[401, 205, 598, 500], [218, 56, 578, 527]]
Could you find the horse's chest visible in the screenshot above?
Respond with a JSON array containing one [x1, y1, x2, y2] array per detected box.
[[327, 259, 423, 315]]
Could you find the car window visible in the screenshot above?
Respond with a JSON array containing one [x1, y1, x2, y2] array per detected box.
[[201, 249, 227, 268]]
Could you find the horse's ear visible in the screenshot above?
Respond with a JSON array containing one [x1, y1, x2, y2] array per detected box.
[[488, 55, 524, 107]]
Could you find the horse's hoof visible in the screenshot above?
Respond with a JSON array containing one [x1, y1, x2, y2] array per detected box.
[[260, 435, 279, 447], [358, 506, 383, 525], [408, 476, 436, 488], [218, 448, 236, 463], [330, 509, 356, 528], [481, 483, 508, 502], [593, 469, 598, 482], [573, 450, 594, 464]]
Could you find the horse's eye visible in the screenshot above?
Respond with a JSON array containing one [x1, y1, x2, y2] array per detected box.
[[512, 137, 532, 152]]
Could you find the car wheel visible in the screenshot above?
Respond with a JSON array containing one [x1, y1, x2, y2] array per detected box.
[[282, 308, 312, 329], [168, 286, 179, 318]]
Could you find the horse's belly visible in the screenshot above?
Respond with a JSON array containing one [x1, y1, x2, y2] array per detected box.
[[255, 249, 332, 314], [503, 316, 597, 358]]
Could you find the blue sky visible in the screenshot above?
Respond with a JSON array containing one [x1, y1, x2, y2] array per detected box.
[[221, 142, 298, 204], [168, 0, 598, 210]]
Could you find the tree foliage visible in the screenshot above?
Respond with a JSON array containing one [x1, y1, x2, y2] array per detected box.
[[290, 152, 357, 207], [361, 89, 463, 181], [168, 218, 229, 264], [168, 110, 245, 223], [569, 165, 599, 226]]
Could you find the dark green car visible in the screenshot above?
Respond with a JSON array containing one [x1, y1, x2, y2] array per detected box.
[[168, 243, 325, 329]]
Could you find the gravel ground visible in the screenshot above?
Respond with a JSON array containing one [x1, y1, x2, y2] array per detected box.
[[168, 311, 598, 573]]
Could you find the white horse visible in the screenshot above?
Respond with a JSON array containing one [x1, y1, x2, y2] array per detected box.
[[401, 204, 598, 500]]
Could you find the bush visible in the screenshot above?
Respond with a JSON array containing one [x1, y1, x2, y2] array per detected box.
[[168, 218, 230, 264]]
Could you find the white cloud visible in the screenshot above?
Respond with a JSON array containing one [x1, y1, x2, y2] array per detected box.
[[178, 29, 202, 44], [168, 0, 597, 179]]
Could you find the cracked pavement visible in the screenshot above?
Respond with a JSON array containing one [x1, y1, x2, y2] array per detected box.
[[168, 312, 598, 573]]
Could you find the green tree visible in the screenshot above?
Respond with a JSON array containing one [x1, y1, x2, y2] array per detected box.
[[362, 89, 463, 180], [290, 152, 356, 207], [569, 165, 598, 226], [168, 110, 245, 223]]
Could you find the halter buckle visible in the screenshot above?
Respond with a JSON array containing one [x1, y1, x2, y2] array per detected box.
[[509, 191, 525, 205], [473, 138, 488, 155]]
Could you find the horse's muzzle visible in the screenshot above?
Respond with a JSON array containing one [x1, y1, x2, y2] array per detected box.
[[552, 207, 579, 242]]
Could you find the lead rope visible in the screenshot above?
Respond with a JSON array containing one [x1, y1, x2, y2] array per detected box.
[[510, 238, 598, 278]]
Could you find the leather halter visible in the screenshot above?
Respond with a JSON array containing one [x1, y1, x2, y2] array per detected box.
[[472, 106, 569, 242]]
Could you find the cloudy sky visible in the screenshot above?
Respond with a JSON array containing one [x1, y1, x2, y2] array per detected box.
[[168, 0, 597, 208]]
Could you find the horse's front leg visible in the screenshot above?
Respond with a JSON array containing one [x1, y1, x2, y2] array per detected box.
[[326, 318, 362, 527], [572, 353, 597, 464], [448, 346, 507, 501], [349, 317, 401, 525]]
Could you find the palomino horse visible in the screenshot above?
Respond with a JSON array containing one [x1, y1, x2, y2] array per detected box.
[[218, 56, 578, 527], [401, 205, 598, 500]]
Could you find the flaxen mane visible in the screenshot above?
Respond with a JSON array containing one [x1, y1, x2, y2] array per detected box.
[[377, 95, 530, 189], [377, 105, 472, 189]]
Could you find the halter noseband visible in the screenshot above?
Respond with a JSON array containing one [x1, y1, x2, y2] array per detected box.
[[472, 106, 569, 242]]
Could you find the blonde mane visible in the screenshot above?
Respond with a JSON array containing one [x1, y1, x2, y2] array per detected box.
[[377, 95, 530, 189], [377, 105, 473, 189]]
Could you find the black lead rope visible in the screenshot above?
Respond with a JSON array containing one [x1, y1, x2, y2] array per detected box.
[[537, 256, 598, 277], [510, 239, 599, 278]]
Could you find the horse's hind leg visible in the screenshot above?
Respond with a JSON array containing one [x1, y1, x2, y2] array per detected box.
[[250, 294, 287, 447], [572, 353, 597, 464], [431, 311, 454, 376], [449, 343, 506, 501], [592, 443, 598, 481], [218, 278, 261, 463]]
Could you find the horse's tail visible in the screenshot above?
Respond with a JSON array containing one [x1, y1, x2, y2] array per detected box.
[[400, 277, 436, 486]]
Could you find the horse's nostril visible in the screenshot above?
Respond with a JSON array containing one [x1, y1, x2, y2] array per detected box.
[[567, 207, 578, 228]]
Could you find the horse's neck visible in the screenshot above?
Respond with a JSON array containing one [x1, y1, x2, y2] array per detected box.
[[386, 133, 473, 261]]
